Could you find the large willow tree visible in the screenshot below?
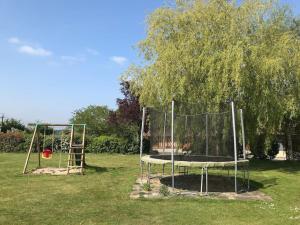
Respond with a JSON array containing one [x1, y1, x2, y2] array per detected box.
[[126, 0, 300, 157]]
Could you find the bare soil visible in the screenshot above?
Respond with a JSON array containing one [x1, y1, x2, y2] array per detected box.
[[131, 174, 272, 201], [31, 167, 81, 175]]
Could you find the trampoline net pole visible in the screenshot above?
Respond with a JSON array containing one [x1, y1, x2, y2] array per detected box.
[[240, 109, 246, 160], [231, 101, 238, 193], [205, 114, 208, 156], [171, 100, 175, 189], [163, 112, 167, 152], [140, 107, 146, 176]]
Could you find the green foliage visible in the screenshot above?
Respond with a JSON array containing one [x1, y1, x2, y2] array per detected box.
[[127, 140, 140, 154], [159, 184, 170, 196], [0, 132, 30, 152], [142, 182, 151, 191], [108, 123, 140, 142], [86, 135, 139, 154], [70, 105, 110, 136], [0, 129, 93, 153], [252, 134, 267, 159], [0, 131, 73, 153], [126, 0, 300, 154], [1, 118, 26, 132], [41, 135, 70, 152], [90, 135, 127, 153]]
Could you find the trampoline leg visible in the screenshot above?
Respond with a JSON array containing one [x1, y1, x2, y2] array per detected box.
[[243, 167, 246, 188], [201, 167, 204, 195], [162, 164, 165, 176], [247, 168, 250, 191], [147, 163, 151, 185], [227, 169, 229, 177], [205, 167, 208, 195], [141, 161, 144, 179]]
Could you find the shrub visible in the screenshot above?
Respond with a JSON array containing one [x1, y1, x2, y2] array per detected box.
[[159, 185, 170, 196], [36, 133, 92, 153], [0, 132, 29, 152], [70, 105, 110, 136], [86, 135, 126, 153], [40, 135, 70, 152], [0, 131, 145, 154], [126, 140, 140, 154], [16, 133, 32, 152], [252, 135, 267, 159], [86, 135, 142, 154], [142, 183, 151, 191]]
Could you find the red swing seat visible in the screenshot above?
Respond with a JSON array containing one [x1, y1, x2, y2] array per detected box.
[[42, 148, 53, 159]]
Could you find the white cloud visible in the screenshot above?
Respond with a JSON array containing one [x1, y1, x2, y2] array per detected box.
[[8, 37, 53, 57], [110, 56, 127, 65], [86, 48, 99, 55], [18, 45, 52, 57], [60, 55, 85, 64], [8, 37, 21, 44]]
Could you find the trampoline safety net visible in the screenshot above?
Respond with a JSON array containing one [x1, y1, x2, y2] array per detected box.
[[147, 102, 244, 159]]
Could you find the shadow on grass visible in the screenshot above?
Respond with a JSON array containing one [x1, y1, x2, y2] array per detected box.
[[249, 159, 300, 173], [85, 164, 126, 174], [256, 178, 278, 189], [160, 174, 264, 193], [85, 164, 108, 173]]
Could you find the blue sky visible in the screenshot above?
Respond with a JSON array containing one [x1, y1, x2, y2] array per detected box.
[[0, 0, 299, 124]]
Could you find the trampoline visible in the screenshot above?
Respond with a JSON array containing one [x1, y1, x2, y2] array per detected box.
[[139, 100, 250, 194]]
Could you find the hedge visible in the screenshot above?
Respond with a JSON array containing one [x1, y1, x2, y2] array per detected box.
[[0, 132, 31, 152], [0, 132, 149, 154], [86, 135, 140, 154]]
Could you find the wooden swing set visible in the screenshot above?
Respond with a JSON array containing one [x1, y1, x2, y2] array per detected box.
[[23, 123, 86, 175]]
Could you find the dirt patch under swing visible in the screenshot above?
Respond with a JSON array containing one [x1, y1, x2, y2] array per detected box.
[[31, 167, 82, 175]]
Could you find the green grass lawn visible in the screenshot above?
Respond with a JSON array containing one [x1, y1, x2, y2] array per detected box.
[[0, 153, 299, 225]]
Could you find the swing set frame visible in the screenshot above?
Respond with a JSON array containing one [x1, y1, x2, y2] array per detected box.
[[23, 123, 86, 175]]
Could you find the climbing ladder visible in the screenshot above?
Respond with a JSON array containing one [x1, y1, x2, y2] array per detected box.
[[67, 124, 86, 175]]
